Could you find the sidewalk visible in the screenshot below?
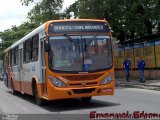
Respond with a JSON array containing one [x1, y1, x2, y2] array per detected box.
[[115, 78, 160, 91]]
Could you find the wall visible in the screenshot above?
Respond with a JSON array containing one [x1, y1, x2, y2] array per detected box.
[[114, 39, 160, 80]]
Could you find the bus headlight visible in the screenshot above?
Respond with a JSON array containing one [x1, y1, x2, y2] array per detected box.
[[48, 76, 66, 87], [101, 74, 112, 85]]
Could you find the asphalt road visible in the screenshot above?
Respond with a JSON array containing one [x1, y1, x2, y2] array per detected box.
[[0, 81, 160, 120]]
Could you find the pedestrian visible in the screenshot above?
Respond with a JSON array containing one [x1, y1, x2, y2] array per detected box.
[[137, 57, 145, 83], [123, 58, 131, 82]]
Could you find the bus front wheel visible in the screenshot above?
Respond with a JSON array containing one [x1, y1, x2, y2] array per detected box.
[[81, 97, 92, 103], [34, 84, 45, 106]]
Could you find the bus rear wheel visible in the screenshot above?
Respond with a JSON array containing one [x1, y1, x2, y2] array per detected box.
[[81, 97, 92, 103], [34, 84, 46, 106]]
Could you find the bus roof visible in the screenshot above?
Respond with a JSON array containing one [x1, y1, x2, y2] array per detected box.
[[46, 19, 107, 23]]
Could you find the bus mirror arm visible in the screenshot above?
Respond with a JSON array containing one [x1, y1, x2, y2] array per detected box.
[[45, 42, 50, 52]]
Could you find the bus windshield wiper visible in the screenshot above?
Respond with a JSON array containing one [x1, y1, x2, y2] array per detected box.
[[64, 34, 79, 47]]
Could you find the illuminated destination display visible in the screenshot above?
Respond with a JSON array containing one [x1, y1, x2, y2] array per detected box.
[[49, 21, 110, 33], [54, 25, 103, 31]]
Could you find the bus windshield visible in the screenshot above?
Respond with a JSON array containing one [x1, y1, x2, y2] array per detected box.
[[49, 35, 112, 72]]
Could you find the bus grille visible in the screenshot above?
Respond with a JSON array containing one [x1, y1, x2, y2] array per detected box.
[[72, 88, 95, 94], [69, 82, 98, 87], [62, 73, 104, 81]]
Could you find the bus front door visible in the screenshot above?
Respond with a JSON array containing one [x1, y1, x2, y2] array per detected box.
[[41, 38, 47, 95]]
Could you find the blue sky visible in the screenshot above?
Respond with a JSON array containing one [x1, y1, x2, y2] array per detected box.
[[0, 0, 76, 32]]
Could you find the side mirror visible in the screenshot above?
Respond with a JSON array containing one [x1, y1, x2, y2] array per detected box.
[[45, 41, 50, 52]]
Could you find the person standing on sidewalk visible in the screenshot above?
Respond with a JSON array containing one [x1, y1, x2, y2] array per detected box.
[[137, 57, 145, 83], [123, 58, 131, 82]]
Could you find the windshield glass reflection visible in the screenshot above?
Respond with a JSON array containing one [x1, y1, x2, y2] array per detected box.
[[49, 35, 112, 72]]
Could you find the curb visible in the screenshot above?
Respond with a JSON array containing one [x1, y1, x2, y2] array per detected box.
[[115, 82, 160, 91]]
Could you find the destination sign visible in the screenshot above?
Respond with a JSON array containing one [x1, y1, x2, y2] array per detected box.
[[49, 21, 110, 34]]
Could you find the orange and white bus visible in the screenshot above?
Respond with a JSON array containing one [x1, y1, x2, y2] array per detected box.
[[3, 19, 114, 105]]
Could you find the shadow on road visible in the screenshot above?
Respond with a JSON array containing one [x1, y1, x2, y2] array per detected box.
[[7, 91, 120, 112], [42, 99, 120, 112]]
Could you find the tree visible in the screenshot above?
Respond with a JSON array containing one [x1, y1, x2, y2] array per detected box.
[[63, 1, 79, 19], [21, 0, 63, 24], [77, 0, 106, 19], [0, 22, 37, 59], [20, 0, 37, 6], [68, 0, 160, 42]]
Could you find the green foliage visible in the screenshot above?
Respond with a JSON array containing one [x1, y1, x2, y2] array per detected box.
[[27, 0, 63, 24], [77, 0, 106, 19], [0, 22, 38, 59], [64, 0, 160, 42], [63, 1, 79, 19], [20, 0, 35, 6]]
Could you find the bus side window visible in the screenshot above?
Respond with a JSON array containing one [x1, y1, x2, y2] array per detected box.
[[23, 39, 31, 63], [11, 49, 15, 66], [32, 34, 39, 61], [14, 46, 19, 65], [9, 50, 12, 66]]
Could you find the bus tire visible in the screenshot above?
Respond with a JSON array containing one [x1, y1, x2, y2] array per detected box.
[[34, 84, 45, 106], [81, 97, 92, 103]]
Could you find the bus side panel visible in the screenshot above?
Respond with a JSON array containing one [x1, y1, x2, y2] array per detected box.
[[20, 81, 33, 95], [22, 62, 41, 95], [11, 66, 21, 91], [11, 79, 21, 92]]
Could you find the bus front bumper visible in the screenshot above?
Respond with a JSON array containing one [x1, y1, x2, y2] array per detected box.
[[45, 82, 114, 100]]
